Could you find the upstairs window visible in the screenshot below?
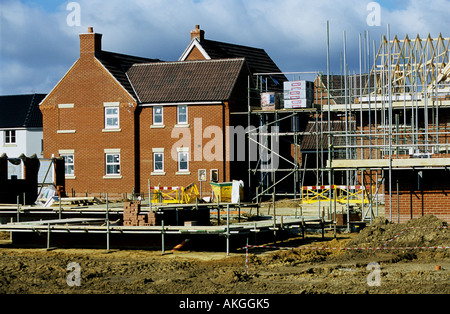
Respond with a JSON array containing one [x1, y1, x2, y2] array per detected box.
[[177, 105, 188, 124], [153, 106, 163, 125], [105, 107, 119, 129], [5, 130, 16, 144]]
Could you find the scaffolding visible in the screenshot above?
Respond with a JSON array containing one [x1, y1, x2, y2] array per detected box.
[[246, 24, 450, 227]]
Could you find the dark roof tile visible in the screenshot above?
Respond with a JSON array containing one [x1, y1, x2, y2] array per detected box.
[[126, 58, 246, 104], [200, 39, 286, 91], [0, 94, 46, 128], [96, 51, 162, 100]]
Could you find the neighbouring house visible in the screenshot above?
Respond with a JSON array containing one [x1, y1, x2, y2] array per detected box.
[[0, 94, 46, 159], [0, 94, 46, 181], [181, 25, 286, 92], [0, 94, 48, 204], [39, 26, 285, 199]]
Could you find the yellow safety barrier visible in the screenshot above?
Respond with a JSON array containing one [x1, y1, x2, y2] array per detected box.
[[151, 182, 200, 204], [301, 185, 373, 205], [301, 186, 333, 204]]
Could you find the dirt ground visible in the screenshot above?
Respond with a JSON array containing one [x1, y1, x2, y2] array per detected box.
[[0, 215, 448, 294]]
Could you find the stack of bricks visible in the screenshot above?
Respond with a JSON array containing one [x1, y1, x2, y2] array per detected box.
[[122, 201, 153, 227], [147, 211, 159, 226]]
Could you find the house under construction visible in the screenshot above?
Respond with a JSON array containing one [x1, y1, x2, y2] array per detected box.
[[1, 27, 450, 252], [249, 31, 450, 224]]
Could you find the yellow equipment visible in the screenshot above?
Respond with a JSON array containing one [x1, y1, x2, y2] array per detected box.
[[301, 185, 373, 205], [151, 182, 200, 204]]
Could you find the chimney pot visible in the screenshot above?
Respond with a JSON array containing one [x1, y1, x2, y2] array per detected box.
[[79, 28, 102, 57], [190, 25, 205, 41]]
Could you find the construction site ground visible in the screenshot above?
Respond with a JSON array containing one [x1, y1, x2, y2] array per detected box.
[[0, 201, 448, 295]]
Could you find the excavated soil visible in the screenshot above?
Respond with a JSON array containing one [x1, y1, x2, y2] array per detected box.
[[0, 215, 448, 294]]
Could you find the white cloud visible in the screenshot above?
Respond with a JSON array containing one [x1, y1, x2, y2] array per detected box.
[[1, 0, 449, 95]]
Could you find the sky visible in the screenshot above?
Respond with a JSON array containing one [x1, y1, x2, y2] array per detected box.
[[1, 0, 450, 95]]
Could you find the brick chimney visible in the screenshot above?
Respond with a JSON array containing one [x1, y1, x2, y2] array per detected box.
[[190, 25, 205, 41], [79, 27, 102, 57]]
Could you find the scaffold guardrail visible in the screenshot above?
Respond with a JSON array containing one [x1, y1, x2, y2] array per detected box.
[[301, 185, 373, 205]]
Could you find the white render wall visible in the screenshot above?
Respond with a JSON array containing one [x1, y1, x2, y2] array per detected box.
[[0, 128, 43, 158]]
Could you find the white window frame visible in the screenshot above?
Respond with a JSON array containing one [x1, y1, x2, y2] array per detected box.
[[5, 130, 16, 144], [104, 106, 120, 129], [153, 152, 164, 173], [177, 105, 188, 125], [177, 151, 189, 173], [62, 154, 75, 176], [153, 106, 164, 126], [105, 150, 121, 177], [59, 150, 75, 179]]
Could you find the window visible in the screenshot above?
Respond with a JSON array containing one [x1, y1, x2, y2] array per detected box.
[[5, 130, 16, 144], [105, 153, 120, 175], [198, 169, 207, 182], [59, 150, 75, 178], [178, 151, 189, 172], [211, 169, 219, 182], [153, 106, 163, 125], [62, 154, 75, 176], [177, 105, 188, 124], [153, 152, 164, 172], [105, 107, 119, 129]]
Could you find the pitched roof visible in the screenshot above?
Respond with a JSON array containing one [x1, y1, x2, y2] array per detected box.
[[126, 58, 247, 104], [182, 38, 287, 91], [96, 51, 162, 100], [201, 40, 281, 74], [0, 94, 46, 128]]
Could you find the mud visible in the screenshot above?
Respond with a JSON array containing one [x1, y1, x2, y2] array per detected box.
[[0, 215, 448, 294]]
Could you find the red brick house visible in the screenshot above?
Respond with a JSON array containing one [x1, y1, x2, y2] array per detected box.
[[39, 26, 284, 199]]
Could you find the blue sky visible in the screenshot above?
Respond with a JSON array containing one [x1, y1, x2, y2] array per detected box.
[[1, 0, 449, 95]]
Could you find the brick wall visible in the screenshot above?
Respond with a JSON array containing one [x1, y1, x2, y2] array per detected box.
[[385, 169, 450, 223], [40, 53, 138, 197], [139, 104, 228, 198], [185, 45, 205, 61]]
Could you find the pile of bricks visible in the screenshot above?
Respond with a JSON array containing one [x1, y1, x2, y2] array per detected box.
[[147, 211, 159, 226], [122, 201, 158, 226]]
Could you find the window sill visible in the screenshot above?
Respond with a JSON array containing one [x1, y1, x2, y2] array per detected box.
[[57, 130, 76, 134], [150, 125, 165, 129], [65, 176, 77, 180], [175, 124, 190, 128], [176, 171, 191, 175], [103, 175, 123, 179], [151, 172, 166, 176], [102, 128, 122, 133], [3, 144, 17, 147]]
